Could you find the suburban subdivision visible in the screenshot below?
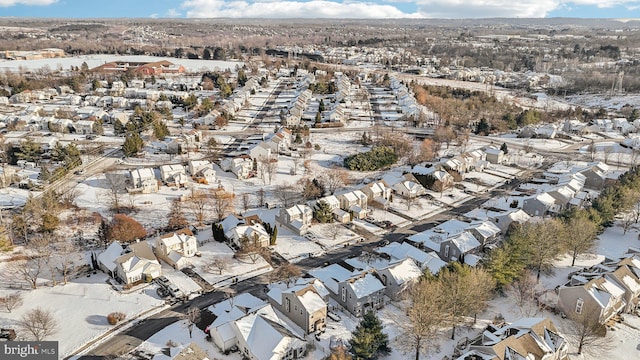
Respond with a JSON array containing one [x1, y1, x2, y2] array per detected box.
[[1, 17, 640, 360]]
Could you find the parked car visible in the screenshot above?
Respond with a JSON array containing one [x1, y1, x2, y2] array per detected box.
[[304, 232, 318, 240], [327, 312, 342, 322]]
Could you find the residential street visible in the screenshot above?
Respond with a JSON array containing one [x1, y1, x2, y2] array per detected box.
[[73, 169, 526, 359]]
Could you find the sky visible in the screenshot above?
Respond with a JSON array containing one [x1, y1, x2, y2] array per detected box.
[[0, 0, 639, 19]]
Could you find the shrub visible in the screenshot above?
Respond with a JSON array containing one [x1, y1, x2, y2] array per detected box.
[[344, 146, 398, 171], [107, 312, 127, 325]]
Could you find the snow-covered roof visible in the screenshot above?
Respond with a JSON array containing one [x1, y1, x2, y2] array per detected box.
[[298, 289, 326, 314], [384, 258, 422, 286], [97, 242, 123, 272], [233, 304, 305, 360], [349, 273, 385, 299], [309, 264, 358, 294], [450, 232, 481, 254]]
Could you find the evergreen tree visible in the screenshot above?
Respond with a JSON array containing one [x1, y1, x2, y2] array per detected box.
[[314, 200, 334, 223], [17, 137, 42, 163], [122, 133, 144, 157], [319, 99, 326, 112], [315, 111, 322, 124], [349, 311, 390, 360], [475, 117, 490, 135], [500, 142, 509, 154], [97, 219, 109, 248], [270, 225, 278, 246]]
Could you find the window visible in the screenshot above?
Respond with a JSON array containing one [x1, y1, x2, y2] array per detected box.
[[575, 298, 584, 314], [285, 298, 290, 312], [444, 245, 450, 258], [341, 287, 346, 302]]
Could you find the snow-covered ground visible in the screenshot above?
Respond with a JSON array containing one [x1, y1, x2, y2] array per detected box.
[[387, 197, 444, 221], [0, 55, 242, 73], [0, 273, 165, 357]]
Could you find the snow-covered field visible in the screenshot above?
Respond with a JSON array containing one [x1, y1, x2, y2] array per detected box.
[[0, 273, 165, 357], [0, 55, 242, 73]]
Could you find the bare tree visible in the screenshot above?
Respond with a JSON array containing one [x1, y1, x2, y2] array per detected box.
[[320, 167, 350, 194], [270, 263, 302, 287], [224, 288, 237, 308], [236, 236, 268, 264], [622, 213, 634, 235], [432, 180, 446, 198], [241, 193, 251, 212], [186, 188, 210, 226], [564, 303, 609, 355], [54, 241, 81, 285], [258, 156, 278, 185], [11, 253, 46, 289], [505, 270, 540, 317], [403, 196, 421, 211], [211, 190, 234, 222], [256, 188, 266, 208], [602, 146, 614, 165], [104, 172, 127, 213], [0, 293, 23, 312], [184, 306, 201, 339], [203, 256, 230, 275], [274, 184, 296, 208], [19, 307, 58, 341], [588, 141, 597, 161], [329, 223, 342, 240], [397, 280, 447, 360]]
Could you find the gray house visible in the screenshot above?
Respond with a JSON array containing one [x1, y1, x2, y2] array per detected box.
[[267, 281, 328, 334], [309, 263, 385, 317], [377, 258, 422, 300]]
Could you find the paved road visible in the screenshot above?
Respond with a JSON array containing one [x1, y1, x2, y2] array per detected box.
[[73, 163, 529, 359]]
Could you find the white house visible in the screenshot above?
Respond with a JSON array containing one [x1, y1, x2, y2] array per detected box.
[[129, 168, 158, 193], [159, 164, 188, 186], [154, 229, 198, 269]]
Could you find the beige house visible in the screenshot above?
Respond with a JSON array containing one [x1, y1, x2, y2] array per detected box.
[[276, 204, 313, 235], [457, 317, 569, 360], [155, 229, 198, 269], [114, 241, 161, 284], [336, 190, 368, 219], [267, 282, 328, 334]]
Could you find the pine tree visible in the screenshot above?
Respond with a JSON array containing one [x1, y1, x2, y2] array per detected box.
[[314, 200, 334, 223], [122, 133, 144, 157], [500, 142, 509, 154], [97, 219, 109, 248], [349, 311, 390, 360], [270, 225, 278, 245]]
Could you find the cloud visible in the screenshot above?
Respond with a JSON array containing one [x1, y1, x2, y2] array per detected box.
[[150, 13, 159, 18], [181, 0, 422, 18], [0, 0, 56, 7], [415, 0, 561, 18], [166, 8, 182, 17], [180, 0, 640, 18]]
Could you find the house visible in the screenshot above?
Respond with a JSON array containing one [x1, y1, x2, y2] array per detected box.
[[492, 209, 531, 234], [220, 157, 255, 179], [114, 241, 162, 284], [485, 147, 505, 164], [232, 304, 307, 360], [457, 317, 568, 360], [188, 160, 216, 184], [467, 221, 501, 246], [206, 293, 267, 352], [360, 181, 392, 206], [336, 190, 368, 219], [309, 263, 385, 317], [276, 204, 313, 235], [393, 178, 427, 198], [522, 193, 559, 217], [407, 220, 482, 263], [314, 195, 349, 223], [557, 275, 627, 324], [129, 168, 158, 193], [155, 229, 198, 269], [376, 258, 422, 300], [159, 164, 188, 187], [576, 162, 608, 190], [225, 221, 270, 249], [377, 242, 447, 275], [267, 281, 328, 334], [97, 242, 124, 278]]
